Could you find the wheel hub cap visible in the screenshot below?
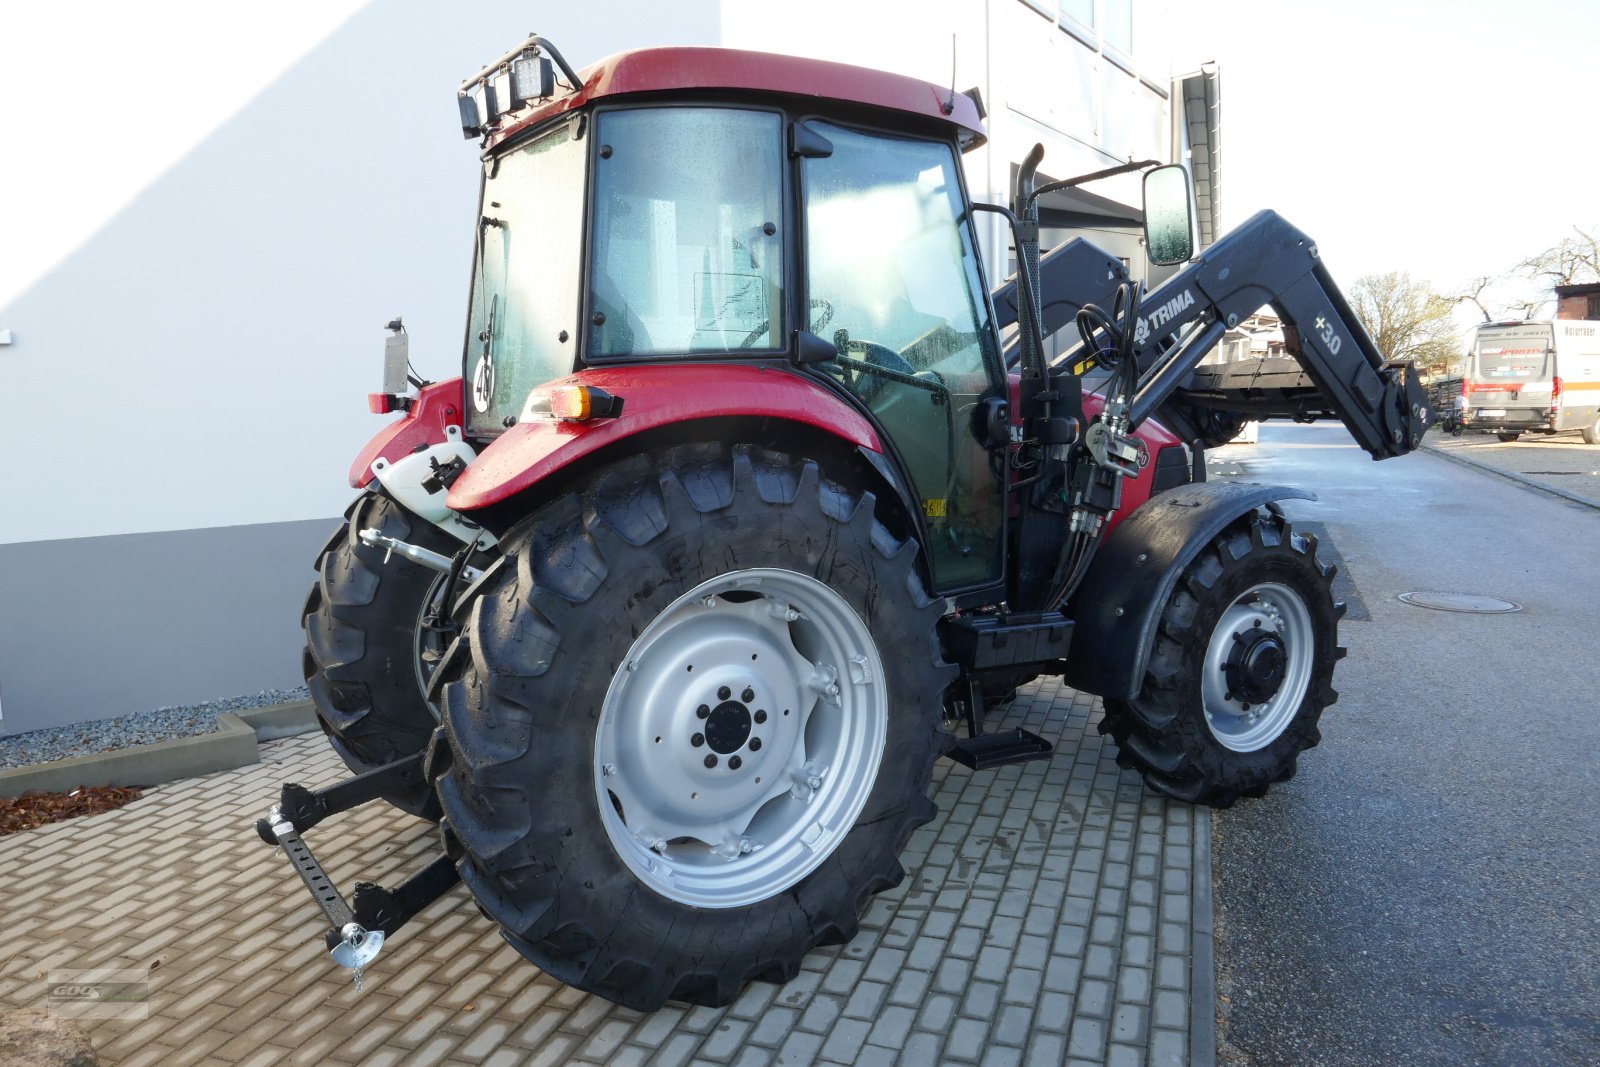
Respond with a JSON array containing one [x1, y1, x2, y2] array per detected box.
[[1200, 582, 1316, 753], [704, 700, 753, 755], [594, 568, 887, 908], [1224, 629, 1287, 704]]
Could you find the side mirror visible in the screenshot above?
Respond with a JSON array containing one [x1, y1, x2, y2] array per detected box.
[[1142, 164, 1195, 266]]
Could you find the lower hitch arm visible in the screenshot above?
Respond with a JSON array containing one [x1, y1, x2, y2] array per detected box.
[[254, 753, 460, 981]]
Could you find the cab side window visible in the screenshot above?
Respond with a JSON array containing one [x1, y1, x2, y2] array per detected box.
[[589, 108, 785, 357]]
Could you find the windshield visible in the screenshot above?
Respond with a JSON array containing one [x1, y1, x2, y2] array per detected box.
[[1470, 324, 1552, 383], [465, 122, 585, 436], [588, 108, 785, 357]]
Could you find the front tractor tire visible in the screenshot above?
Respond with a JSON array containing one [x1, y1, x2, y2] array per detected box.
[[1101, 507, 1343, 808], [302, 491, 462, 815], [430, 444, 951, 1011]]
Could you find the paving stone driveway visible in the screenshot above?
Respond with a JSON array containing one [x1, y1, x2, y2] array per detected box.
[[0, 681, 1208, 1066]]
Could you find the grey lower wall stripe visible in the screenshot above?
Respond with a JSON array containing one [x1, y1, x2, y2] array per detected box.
[[0, 517, 338, 735]]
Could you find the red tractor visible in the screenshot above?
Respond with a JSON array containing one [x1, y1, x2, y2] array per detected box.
[[265, 34, 1430, 1010]]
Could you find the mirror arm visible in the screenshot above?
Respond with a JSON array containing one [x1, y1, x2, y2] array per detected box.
[[1020, 158, 1163, 217]]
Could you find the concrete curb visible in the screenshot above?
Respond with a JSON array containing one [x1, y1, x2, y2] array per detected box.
[[0, 700, 318, 798], [1419, 440, 1600, 512], [1191, 806, 1217, 1067]]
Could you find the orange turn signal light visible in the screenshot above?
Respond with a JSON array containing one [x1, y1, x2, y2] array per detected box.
[[526, 385, 622, 422]]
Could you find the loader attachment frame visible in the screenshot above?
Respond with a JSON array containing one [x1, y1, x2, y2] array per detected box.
[[1071, 209, 1431, 459]]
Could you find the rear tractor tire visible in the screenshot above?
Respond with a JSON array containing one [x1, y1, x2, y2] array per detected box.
[[1100, 507, 1343, 808], [430, 444, 952, 1010], [302, 491, 465, 816]]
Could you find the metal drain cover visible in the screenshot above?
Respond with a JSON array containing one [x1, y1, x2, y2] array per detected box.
[[1398, 591, 1522, 614]]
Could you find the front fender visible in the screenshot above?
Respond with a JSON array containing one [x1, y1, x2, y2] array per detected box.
[[1061, 481, 1315, 700], [446, 363, 884, 512]]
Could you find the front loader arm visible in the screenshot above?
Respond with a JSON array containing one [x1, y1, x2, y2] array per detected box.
[[1071, 210, 1432, 459]]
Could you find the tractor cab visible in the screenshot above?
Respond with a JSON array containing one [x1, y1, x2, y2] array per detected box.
[[457, 41, 1011, 591]]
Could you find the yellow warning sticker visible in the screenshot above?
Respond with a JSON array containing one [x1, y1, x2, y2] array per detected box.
[[923, 498, 948, 518]]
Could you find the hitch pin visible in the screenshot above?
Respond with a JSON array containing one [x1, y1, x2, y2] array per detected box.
[[359, 529, 483, 582]]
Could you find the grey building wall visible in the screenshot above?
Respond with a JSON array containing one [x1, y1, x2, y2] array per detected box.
[[0, 518, 336, 735]]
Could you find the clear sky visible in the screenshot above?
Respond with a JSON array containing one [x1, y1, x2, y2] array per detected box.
[[1169, 0, 1599, 314]]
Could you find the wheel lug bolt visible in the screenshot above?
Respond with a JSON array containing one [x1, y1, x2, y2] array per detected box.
[[754, 709, 767, 724], [741, 687, 755, 703], [697, 704, 710, 719], [691, 733, 705, 747], [749, 738, 762, 751], [718, 686, 731, 700], [729, 755, 742, 770], [704, 754, 718, 768]]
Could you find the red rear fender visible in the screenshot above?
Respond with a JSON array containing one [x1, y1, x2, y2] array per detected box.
[[348, 379, 466, 487], [446, 364, 883, 512]]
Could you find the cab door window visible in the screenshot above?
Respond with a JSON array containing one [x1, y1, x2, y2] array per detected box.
[[802, 123, 1004, 589]]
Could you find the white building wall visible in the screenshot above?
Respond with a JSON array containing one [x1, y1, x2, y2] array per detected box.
[[0, 1, 724, 732], [0, 0, 722, 547]]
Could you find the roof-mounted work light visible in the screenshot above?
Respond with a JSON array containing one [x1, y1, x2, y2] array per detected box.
[[457, 33, 581, 141]]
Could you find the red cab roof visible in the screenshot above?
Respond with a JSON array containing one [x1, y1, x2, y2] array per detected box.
[[491, 46, 986, 150]]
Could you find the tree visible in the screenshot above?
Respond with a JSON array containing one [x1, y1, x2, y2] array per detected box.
[[1451, 274, 1542, 323], [1348, 271, 1461, 377], [1516, 225, 1600, 290]]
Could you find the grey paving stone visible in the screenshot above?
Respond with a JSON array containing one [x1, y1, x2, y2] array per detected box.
[[0, 687, 1207, 1067], [772, 1029, 823, 1065], [819, 1017, 871, 1063], [1077, 977, 1113, 1019], [1025, 1032, 1067, 1067], [1152, 989, 1188, 1031], [1116, 964, 1152, 1006], [867, 1005, 917, 1048], [1001, 967, 1043, 1007], [1066, 1016, 1107, 1060], [945, 1017, 990, 1062], [960, 979, 1001, 1020], [979, 1045, 1023, 1067], [896, 1031, 942, 1066], [1149, 1027, 1187, 1067], [748, 1007, 799, 1048], [886, 966, 931, 1009], [843, 980, 888, 1021], [797, 992, 843, 1034], [992, 1004, 1034, 1046], [934, 957, 972, 994], [974, 944, 1011, 982]]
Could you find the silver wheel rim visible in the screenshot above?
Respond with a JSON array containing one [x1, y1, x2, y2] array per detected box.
[[594, 568, 887, 908], [1199, 581, 1314, 752]]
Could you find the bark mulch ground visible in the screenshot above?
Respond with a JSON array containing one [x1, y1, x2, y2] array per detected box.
[[0, 786, 143, 836]]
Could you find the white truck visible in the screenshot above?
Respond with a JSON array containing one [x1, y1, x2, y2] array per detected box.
[[1462, 319, 1600, 443]]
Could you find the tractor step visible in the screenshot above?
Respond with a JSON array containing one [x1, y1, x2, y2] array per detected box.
[[944, 727, 1054, 770], [254, 753, 459, 981]]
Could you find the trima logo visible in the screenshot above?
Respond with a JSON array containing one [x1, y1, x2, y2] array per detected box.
[[1133, 289, 1196, 346]]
